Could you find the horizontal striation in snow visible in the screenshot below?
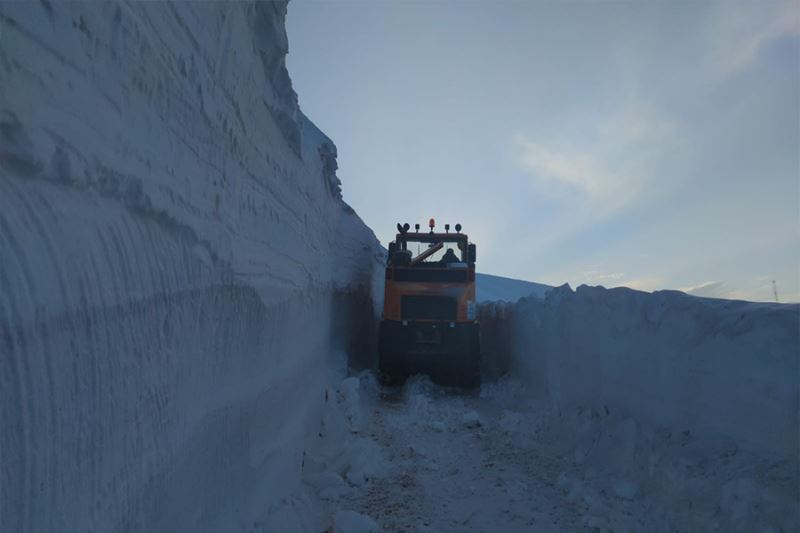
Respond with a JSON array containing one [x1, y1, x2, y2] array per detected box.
[[0, 1, 383, 532], [480, 284, 799, 459]]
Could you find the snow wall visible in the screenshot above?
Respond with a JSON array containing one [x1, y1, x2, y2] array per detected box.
[[480, 285, 799, 460], [0, 2, 383, 532]]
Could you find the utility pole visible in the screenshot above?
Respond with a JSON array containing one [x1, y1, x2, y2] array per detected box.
[[772, 280, 779, 303]]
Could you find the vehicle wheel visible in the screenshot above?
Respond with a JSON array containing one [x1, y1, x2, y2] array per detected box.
[[459, 355, 481, 389], [378, 362, 407, 387], [460, 369, 481, 390]]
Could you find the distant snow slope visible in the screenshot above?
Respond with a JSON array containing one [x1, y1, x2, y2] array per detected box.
[[476, 272, 551, 302], [0, 2, 382, 532]]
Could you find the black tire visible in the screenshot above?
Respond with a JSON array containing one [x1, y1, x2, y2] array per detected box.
[[459, 326, 481, 389], [459, 356, 481, 389], [378, 347, 407, 386], [379, 364, 407, 387]]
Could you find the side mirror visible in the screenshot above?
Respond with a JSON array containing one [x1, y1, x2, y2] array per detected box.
[[468, 244, 477, 263]]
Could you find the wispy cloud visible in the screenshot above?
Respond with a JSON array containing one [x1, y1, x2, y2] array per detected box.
[[680, 281, 729, 298], [621, 277, 665, 292], [707, 0, 799, 81], [515, 142, 608, 196], [678, 280, 752, 300], [579, 270, 663, 292], [580, 270, 626, 285], [513, 100, 678, 221]]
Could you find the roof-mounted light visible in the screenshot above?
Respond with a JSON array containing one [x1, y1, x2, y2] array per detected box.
[[429, 218, 435, 234], [445, 224, 450, 233], [414, 223, 420, 233], [455, 223, 462, 233]]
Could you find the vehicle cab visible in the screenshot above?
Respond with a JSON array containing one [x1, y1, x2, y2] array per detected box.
[[378, 219, 481, 388]]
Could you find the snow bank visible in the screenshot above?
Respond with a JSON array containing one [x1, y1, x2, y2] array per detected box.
[[480, 282, 799, 526], [0, 2, 382, 532], [481, 286, 798, 529], [484, 284, 798, 458]]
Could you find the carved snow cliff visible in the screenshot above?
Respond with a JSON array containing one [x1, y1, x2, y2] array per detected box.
[[0, 2, 382, 532]]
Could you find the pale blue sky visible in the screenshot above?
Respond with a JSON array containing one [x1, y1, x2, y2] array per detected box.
[[286, 0, 799, 302]]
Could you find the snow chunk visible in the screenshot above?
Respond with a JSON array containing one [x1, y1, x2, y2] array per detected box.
[[462, 411, 482, 428], [429, 420, 446, 432], [612, 479, 639, 500], [343, 438, 387, 486], [338, 376, 365, 432], [345, 470, 367, 487], [332, 510, 379, 533], [305, 472, 345, 491]]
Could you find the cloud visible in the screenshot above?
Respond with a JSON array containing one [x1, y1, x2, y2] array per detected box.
[[513, 100, 678, 222], [514, 141, 607, 196], [707, 0, 799, 81], [569, 269, 664, 292], [680, 281, 732, 298], [620, 277, 664, 292], [579, 270, 626, 285]]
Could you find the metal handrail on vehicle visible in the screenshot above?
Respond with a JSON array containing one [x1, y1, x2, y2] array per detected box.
[[410, 241, 444, 266]]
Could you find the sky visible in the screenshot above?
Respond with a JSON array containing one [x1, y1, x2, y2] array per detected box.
[[285, 0, 799, 303]]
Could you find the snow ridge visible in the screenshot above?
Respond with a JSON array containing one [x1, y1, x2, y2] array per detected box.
[[485, 284, 799, 457], [480, 283, 799, 528]]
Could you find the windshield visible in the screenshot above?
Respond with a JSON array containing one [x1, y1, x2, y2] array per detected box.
[[401, 239, 465, 264]]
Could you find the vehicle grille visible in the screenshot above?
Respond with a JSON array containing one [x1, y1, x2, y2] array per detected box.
[[401, 295, 457, 320], [392, 268, 469, 283]]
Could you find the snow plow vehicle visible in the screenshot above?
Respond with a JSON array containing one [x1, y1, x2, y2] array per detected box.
[[378, 219, 480, 388]]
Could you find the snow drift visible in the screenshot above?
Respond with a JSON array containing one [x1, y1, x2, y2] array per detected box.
[[479, 284, 799, 527], [0, 2, 382, 532], [482, 284, 798, 458]]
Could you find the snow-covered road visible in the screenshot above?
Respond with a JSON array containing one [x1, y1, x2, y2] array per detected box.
[[290, 369, 798, 533], [307, 376, 656, 533], [335, 378, 582, 532]]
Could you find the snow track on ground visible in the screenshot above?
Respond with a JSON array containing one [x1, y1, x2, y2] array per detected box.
[[302, 373, 798, 533], [337, 378, 579, 532]]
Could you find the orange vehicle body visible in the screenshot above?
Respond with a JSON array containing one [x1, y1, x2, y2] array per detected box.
[[378, 228, 481, 388]]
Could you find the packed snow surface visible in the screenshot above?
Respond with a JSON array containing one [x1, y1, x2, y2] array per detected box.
[[288, 371, 799, 532]]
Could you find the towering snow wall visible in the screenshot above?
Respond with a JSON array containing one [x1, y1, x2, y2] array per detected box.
[[0, 2, 383, 532], [480, 285, 799, 460]]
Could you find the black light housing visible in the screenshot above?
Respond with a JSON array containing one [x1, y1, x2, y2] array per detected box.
[[396, 223, 403, 233], [445, 224, 450, 233], [414, 223, 420, 232], [455, 223, 462, 233], [403, 222, 410, 232]]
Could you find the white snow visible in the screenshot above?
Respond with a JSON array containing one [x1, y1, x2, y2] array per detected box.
[[2, 1, 797, 531], [297, 369, 798, 532], [332, 510, 379, 533], [502, 284, 799, 459], [0, 2, 382, 532], [461, 410, 482, 427], [479, 283, 799, 530]]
